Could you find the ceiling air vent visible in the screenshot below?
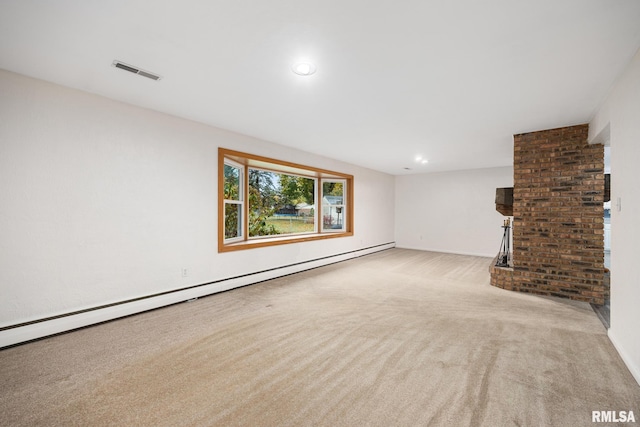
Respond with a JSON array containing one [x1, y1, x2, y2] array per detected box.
[[112, 60, 162, 81]]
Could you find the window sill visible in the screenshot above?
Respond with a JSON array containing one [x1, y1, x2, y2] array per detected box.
[[219, 231, 353, 253]]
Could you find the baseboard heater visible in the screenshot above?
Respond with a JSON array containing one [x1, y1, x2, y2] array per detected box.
[[0, 243, 395, 349]]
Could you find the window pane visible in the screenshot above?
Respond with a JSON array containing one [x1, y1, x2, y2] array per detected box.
[[272, 174, 316, 235], [249, 168, 316, 237], [322, 181, 343, 200], [322, 180, 346, 232], [322, 203, 345, 231], [248, 169, 279, 237], [224, 163, 241, 201], [224, 202, 242, 239]]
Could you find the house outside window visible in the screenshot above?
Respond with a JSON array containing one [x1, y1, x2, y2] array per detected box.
[[322, 180, 347, 232]]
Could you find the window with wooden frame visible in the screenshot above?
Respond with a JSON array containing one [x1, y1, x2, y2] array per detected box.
[[218, 148, 353, 252]]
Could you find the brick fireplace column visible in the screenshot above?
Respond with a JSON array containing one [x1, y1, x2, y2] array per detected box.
[[491, 124, 606, 305]]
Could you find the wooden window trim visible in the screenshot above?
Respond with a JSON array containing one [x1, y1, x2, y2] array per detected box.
[[218, 148, 354, 253]]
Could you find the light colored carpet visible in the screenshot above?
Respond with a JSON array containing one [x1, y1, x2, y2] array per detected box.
[[1, 248, 638, 426]]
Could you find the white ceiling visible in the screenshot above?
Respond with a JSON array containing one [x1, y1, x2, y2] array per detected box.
[[1, 1, 639, 175]]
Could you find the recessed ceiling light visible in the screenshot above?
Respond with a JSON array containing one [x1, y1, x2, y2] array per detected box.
[[421, 159, 428, 164], [292, 62, 317, 76]]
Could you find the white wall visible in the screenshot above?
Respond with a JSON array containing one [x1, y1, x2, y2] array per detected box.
[[394, 167, 513, 257], [590, 48, 640, 385], [0, 70, 395, 344]]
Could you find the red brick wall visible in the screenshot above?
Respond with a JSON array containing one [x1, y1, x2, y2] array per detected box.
[[491, 124, 606, 305]]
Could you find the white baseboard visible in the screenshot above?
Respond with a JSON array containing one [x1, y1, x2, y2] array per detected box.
[[0, 242, 395, 348], [608, 328, 640, 387]]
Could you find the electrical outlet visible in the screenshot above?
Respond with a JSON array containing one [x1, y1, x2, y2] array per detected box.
[[181, 268, 188, 277]]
